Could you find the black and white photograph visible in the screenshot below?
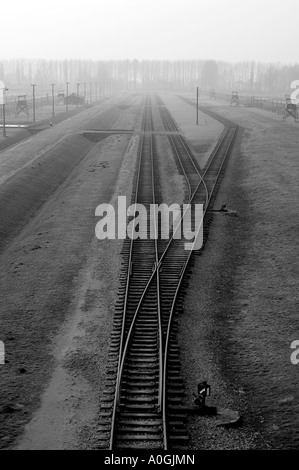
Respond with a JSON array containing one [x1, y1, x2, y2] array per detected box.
[[0, 0, 298, 457]]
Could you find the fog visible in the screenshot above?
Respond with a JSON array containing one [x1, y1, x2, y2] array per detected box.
[[0, 0, 298, 63]]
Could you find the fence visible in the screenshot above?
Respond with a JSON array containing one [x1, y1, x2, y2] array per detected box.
[[0, 82, 115, 124], [214, 92, 291, 118]]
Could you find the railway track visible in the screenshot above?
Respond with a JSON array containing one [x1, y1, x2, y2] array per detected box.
[[109, 95, 164, 450], [98, 93, 238, 450], [157, 99, 202, 198]]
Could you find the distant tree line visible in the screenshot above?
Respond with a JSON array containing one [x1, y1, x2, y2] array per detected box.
[[1, 58, 299, 96]]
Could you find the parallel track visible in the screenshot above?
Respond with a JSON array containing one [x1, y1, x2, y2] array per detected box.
[[98, 93, 238, 450], [110, 95, 163, 449]]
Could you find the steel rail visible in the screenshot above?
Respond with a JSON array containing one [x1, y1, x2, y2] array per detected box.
[[109, 94, 204, 449], [109, 93, 237, 450], [162, 122, 238, 449], [110, 96, 207, 410], [119, 121, 236, 448], [109, 94, 163, 449], [157, 104, 201, 200], [109, 95, 149, 448]]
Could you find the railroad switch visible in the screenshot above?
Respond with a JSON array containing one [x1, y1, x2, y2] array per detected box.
[[194, 381, 210, 407], [183, 382, 240, 424], [192, 381, 216, 415]]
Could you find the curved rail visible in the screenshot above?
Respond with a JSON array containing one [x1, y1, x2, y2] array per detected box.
[[109, 95, 165, 450], [109, 93, 238, 450], [162, 122, 238, 449]]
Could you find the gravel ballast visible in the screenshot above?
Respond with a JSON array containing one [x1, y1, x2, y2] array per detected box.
[[175, 95, 299, 449]]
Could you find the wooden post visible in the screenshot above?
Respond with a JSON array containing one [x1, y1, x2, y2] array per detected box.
[[31, 84, 36, 124], [2, 103, 6, 137], [76, 83, 80, 108], [196, 86, 199, 125], [66, 82, 69, 112], [51, 83, 55, 118]]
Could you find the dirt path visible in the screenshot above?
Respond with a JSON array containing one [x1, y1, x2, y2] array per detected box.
[[0, 94, 143, 449], [14, 134, 140, 450], [0, 95, 125, 184], [177, 96, 299, 449], [2, 92, 297, 450]]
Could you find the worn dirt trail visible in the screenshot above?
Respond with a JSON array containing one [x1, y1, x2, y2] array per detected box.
[[0, 94, 143, 449]]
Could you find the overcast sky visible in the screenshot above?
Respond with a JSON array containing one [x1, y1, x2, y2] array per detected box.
[[0, 0, 298, 63]]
